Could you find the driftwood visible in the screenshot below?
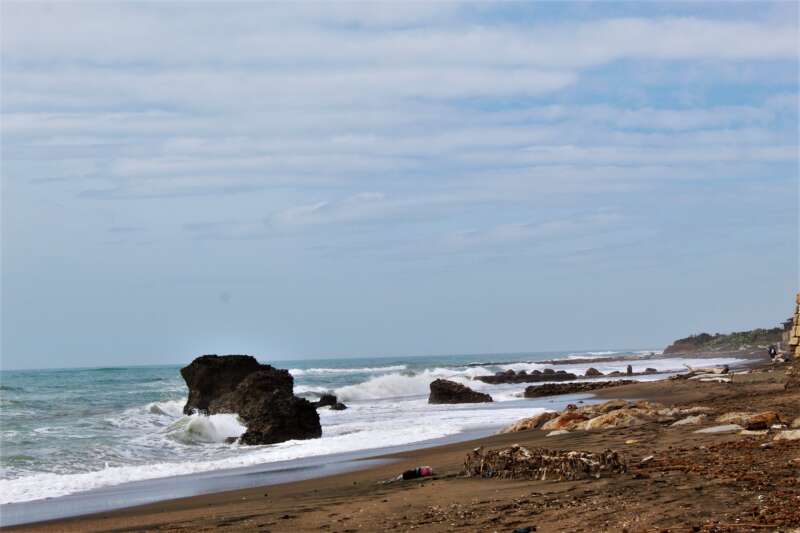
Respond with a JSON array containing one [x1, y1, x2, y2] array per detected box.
[[684, 364, 729, 375]]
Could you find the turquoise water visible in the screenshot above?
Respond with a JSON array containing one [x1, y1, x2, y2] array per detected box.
[[0, 350, 743, 504]]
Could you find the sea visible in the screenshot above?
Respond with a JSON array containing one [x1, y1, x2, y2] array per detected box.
[[0, 350, 745, 506]]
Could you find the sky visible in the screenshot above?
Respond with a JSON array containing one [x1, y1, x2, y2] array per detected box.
[[1, 1, 798, 370]]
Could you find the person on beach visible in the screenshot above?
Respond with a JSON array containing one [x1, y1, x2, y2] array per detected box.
[[768, 345, 777, 360]]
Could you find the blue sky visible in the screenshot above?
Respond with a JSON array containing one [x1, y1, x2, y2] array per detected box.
[[1, 2, 798, 370]]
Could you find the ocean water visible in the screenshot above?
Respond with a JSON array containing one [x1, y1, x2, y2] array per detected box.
[[0, 350, 745, 504]]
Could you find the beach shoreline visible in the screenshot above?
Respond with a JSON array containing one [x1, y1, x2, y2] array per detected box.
[[6, 355, 797, 533]]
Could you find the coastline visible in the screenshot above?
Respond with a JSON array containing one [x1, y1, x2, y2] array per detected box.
[[7, 356, 798, 533]]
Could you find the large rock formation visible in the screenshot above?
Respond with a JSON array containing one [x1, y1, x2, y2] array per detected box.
[[180, 355, 321, 445], [428, 379, 493, 404]]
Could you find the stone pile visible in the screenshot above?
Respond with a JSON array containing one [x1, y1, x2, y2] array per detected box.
[[464, 444, 627, 481]]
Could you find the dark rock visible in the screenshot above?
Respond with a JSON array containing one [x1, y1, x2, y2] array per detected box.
[[180, 355, 321, 445], [644, 368, 658, 374], [524, 381, 636, 398], [626, 365, 633, 376], [429, 379, 493, 404], [475, 369, 577, 384], [311, 393, 348, 411], [585, 367, 603, 377]]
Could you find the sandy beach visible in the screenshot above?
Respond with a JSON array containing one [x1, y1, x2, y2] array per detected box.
[[7, 360, 798, 533]]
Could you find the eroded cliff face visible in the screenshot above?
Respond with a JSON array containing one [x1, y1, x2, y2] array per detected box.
[[180, 355, 321, 445]]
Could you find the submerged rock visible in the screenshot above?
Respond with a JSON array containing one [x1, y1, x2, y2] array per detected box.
[[180, 355, 321, 445], [428, 379, 493, 404], [312, 393, 347, 410]]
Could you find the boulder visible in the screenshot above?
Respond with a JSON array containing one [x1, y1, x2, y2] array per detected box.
[[716, 411, 781, 430], [576, 409, 650, 431], [180, 355, 321, 445], [644, 368, 658, 374], [499, 411, 559, 433], [585, 367, 603, 377], [312, 394, 347, 411], [428, 379, 492, 404]]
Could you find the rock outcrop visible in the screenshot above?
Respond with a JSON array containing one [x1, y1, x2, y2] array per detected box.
[[475, 368, 577, 385], [180, 355, 321, 445], [585, 367, 603, 377], [523, 380, 635, 398], [428, 379, 492, 404]]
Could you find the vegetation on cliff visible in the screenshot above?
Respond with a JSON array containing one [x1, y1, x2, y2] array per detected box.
[[663, 328, 782, 354]]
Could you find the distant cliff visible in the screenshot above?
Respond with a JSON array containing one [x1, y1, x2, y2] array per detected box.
[[663, 328, 782, 355]]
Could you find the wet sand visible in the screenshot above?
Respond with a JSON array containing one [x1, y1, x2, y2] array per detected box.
[[7, 361, 799, 533]]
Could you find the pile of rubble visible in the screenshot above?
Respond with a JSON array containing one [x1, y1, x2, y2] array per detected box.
[[464, 444, 626, 481]]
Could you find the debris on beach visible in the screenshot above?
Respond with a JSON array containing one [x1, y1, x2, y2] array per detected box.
[[380, 466, 434, 484], [463, 445, 627, 481]]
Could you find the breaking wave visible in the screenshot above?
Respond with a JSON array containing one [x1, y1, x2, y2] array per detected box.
[[289, 365, 407, 377]]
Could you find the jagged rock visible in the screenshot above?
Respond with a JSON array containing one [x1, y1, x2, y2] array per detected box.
[[428, 379, 492, 404], [585, 367, 603, 377], [180, 355, 321, 445], [312, 394, 347, 410], [475, 369, 577, 385], [541, 411, 590, 431], [464, 445, 626, 481], [499, 411, 559, 433], [716, 411, 781, 430], [575, 409, 653, 431], [523, 381, 634, 398]]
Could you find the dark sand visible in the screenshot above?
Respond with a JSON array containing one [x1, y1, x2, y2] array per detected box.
[[7, 362, 799, 533]]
